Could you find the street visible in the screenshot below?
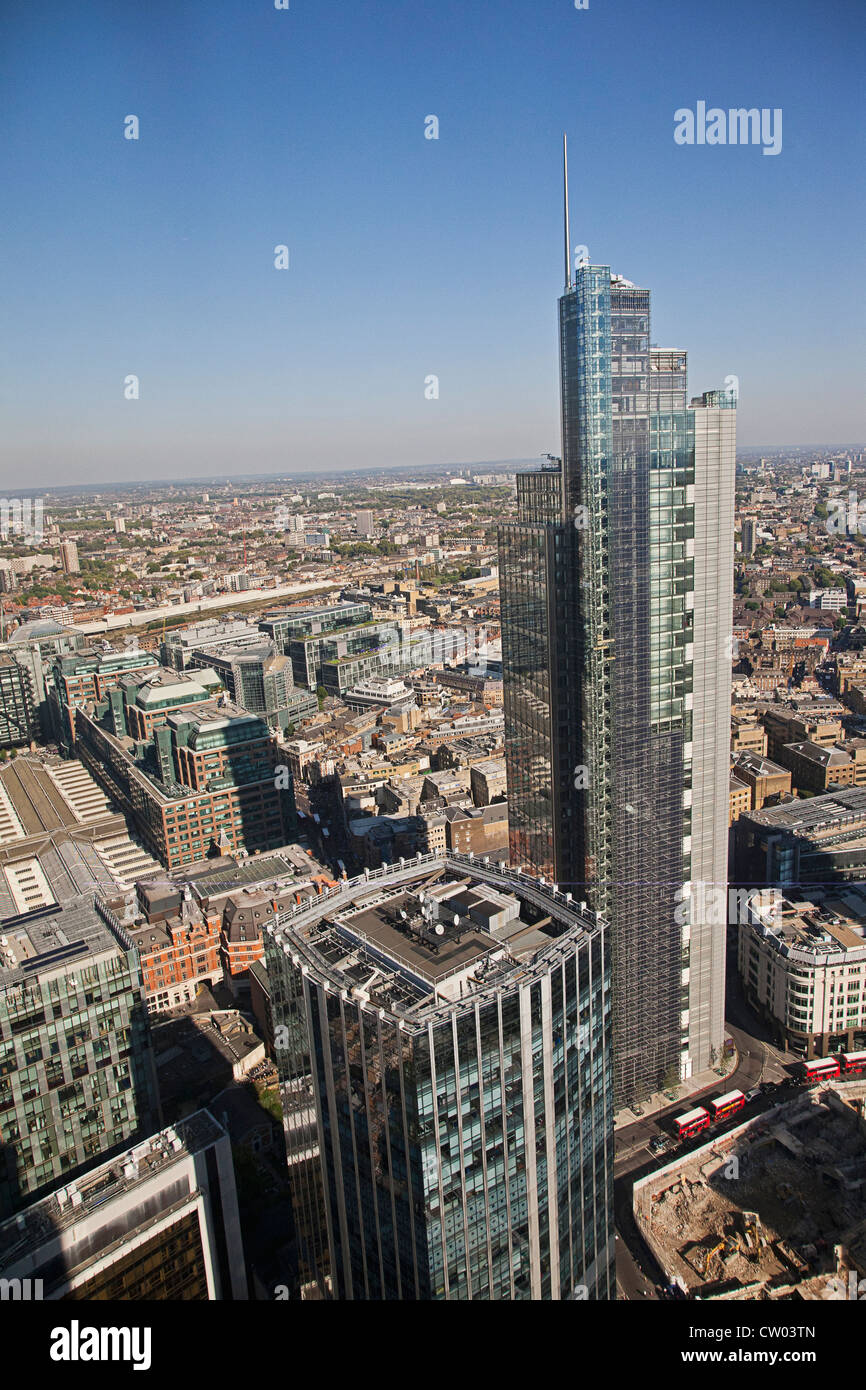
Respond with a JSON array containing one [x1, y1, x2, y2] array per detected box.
[[613, 960, 797, 1300]]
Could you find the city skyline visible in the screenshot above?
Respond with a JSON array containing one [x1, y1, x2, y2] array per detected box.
[[0, 0, 863, 1329]]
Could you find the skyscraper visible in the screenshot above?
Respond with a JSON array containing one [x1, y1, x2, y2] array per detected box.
[[266, 855, 613, 1300], [59, 540, 79, 574], [499, 142, 735, 1108]]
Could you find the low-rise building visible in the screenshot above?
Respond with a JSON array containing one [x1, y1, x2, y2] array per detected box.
[[469, 756, 507, 806], [443, 802, 509, 857], [730, 774, 751, 825], [778, 741, 860, 794], [740, 891, 866, 1056], [732, 751, 793, 809]]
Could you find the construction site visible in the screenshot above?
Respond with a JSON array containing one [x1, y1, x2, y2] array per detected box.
[[633, 1082, 866, 1300]]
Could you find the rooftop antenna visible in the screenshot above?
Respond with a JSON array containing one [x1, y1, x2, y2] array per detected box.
[[563, 133, 572, 291]]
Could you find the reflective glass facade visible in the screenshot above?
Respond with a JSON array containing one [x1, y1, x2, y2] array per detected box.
[[500, 264, 735, 1108], [267, 858, 613, 1300]]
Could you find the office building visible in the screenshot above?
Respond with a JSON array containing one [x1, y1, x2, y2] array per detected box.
[[192, 640, 317, 732], [731, 751, 792, 810], [741, 517, 756, 556], [498, 144, 735, 1105], [0, 893, 159, 1219], [740, 892, 866, 1057], [51, 648, 160, 748], [3, 619, 86, 740], [0, 653, 37, 747], [266, 854, 613, 1300], [0, 1111, 247, 1299], [258, 601, 372, 654], [735, 785, 866, 889], [73, 673, 296, 870], [160, 617, 265, 671]]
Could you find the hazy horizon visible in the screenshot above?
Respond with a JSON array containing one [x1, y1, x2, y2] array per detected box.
[[2, 0, 863, 489]]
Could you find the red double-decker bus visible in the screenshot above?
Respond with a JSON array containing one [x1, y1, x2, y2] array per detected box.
[[673, 1107, 711, 1140], [841, 1050, 866, 1076], [707, 1090, 746, 1123], [801, 1056, 841, 1084]]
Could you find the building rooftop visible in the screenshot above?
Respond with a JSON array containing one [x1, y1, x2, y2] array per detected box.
[[751, 891, 866, 960], [784, 741, 851, 768], [0, 892, 132, 986], [733, 751, 789, 778], [0, 1110, 226, 1268], [271, 854, 603, 1024], [745, 785, 866, 834]]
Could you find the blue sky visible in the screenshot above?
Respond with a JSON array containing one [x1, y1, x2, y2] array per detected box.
[[1, 0, 863, 486]]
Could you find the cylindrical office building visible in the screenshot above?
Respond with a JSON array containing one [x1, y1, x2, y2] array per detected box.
[[266, 853, 613, 1300]]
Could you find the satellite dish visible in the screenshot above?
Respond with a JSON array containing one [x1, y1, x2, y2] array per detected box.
[[434, 924, 445, 936], [399, 909, 408, 920], [453, 913, 460, 927]]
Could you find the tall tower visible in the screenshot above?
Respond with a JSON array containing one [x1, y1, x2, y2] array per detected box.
[[266, 857, 613, 1300], [499, 142, 735, 1108]]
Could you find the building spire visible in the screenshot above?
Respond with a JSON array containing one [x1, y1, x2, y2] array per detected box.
[[563, 133, 572, 290]]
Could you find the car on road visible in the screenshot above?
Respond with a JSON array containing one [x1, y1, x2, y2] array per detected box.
[[745, 1087, 760, 1101], [648, 1135, 669, 1155]]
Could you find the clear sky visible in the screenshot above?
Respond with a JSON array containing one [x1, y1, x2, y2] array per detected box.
[[1, 0, 863, 487]]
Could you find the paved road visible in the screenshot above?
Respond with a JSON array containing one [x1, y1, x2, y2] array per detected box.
[[613, 964, 798, 1299]]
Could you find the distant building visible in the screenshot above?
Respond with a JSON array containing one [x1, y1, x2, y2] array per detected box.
[[808, 588, 847, 613], [741, 517, 756, 556], [355, 510, 374, 537], [161, 618, 263, 671], [59, 540, 79, 574]]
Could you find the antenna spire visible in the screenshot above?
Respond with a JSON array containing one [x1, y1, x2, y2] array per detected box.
[[563, 133, 572, 290]]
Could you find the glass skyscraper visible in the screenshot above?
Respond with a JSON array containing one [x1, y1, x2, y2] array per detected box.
[[500, 159, 735, 1108], [266, 855, 613, 1300]]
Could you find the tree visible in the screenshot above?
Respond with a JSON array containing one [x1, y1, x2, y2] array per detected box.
[[662, 1063, 680, 1096]]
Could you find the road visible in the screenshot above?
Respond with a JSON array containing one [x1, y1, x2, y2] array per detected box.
[[613, 961, 797, 1300]]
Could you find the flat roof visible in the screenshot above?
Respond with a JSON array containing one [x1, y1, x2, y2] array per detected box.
[[348, 897, 495, 984]]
